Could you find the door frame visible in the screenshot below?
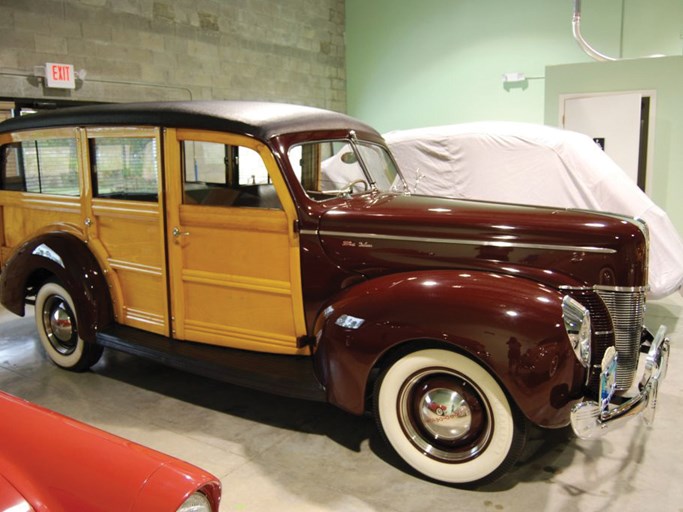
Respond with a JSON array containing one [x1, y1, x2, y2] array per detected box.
[[78, 126, 170, 335], [162, 127, 308, 354], [558, 90, 656, 195]]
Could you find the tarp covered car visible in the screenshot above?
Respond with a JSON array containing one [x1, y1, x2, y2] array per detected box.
[[384, 122, 683, 299]]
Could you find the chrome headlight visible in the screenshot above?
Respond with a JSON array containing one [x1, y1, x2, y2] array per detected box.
[[177, 492, 212, 512], [562, 295, 591, 368]]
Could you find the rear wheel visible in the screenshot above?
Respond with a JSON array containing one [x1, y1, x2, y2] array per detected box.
[[34, 281, 103, 371], [374, 348, 526, 485]]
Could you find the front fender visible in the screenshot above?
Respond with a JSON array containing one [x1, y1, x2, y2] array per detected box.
[[313, 270, 585, 428], [0, 232, 113, 342]]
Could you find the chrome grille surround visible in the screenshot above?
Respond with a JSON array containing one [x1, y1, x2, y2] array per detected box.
[[595, 286, 647, 390]]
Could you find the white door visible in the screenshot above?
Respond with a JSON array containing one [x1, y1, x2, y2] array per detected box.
[[562, 93, 649, 188]]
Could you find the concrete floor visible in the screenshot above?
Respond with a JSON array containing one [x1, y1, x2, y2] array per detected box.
[[0, 296, 681, 512]]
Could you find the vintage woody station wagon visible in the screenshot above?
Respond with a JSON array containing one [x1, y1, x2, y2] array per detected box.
[[0, 101, 671, 485]]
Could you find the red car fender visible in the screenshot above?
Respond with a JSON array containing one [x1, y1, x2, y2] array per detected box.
[[313, 270, 585, 428], [133, 462, 222, 511], [0, 391, 221, 511]]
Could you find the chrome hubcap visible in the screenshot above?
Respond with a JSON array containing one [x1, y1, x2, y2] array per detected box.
[[419, 387, 472, 440], [399, 368, 492, 463], [42, 296, 77, 355]]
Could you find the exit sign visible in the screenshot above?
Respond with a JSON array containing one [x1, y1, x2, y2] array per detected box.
[[45, 63, 75, 89]]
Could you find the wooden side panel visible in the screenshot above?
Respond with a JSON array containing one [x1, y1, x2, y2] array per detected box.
[[1, 126, 170, 336], [0, 194, 83, 266], [81, 127, 169, 336], [0, 129, 83, 268], [165, 128, 307, 355], [90, 199, 167, 333], [177, 206, 298, 352]]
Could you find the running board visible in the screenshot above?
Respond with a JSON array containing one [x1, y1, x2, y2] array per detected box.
[[96, 325, 327, 402]]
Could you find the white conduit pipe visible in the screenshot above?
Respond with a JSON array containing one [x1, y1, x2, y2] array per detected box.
[[572, 0, 617, 62]]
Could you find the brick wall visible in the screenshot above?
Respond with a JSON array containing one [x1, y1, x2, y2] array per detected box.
[[0, 0, 346, 111]]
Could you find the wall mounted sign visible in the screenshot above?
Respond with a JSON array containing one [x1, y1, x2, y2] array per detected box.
[[45, 63, 75, 89]]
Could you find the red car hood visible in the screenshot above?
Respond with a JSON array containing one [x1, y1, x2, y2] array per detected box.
[[0, 473, 31, 511], [0, 391, 220, 511]]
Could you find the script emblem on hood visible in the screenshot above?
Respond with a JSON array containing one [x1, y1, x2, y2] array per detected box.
[[341, 240, 374, 248]]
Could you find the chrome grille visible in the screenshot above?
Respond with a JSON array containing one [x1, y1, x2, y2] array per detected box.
[[569, 290, 613, 392], [596, 288, 647, 390]]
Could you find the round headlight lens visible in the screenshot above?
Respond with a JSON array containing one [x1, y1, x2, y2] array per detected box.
[[176, 492, 212, 512], [562, 295, 591, 367]]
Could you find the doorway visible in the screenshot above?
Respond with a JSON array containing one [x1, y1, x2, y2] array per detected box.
[[560, 91, 654, 193]]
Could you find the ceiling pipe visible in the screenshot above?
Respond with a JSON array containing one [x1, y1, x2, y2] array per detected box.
[[572, 0, 617, 62]]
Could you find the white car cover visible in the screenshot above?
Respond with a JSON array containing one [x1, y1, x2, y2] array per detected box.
[[384, 121, 683, 299]]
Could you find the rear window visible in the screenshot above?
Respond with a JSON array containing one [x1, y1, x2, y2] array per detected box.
[[1, 139, 79, 196]]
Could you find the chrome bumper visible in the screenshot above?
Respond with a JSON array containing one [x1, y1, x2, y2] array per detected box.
[[571, 325, 670, 439]]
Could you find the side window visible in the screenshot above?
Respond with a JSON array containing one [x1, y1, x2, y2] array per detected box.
[[0, 143, 23, 191], [1, 139, 79, 196], [90, 137, 158, 202], [181, 140, 281, 209]]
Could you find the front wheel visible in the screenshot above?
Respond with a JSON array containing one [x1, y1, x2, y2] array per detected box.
[[374, 348, 526, 486], [34, 281, 103, 372]]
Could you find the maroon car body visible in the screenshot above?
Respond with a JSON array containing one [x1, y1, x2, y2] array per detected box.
[[0, 390, 221, 511], [303, 194, 644, 419], [0, 101, 670, 486]]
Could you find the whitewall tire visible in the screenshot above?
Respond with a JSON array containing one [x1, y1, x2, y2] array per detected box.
[[374, 348, 526, 485], [34, 281, 102, 371]]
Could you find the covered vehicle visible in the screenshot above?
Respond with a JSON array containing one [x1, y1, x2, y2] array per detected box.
[[384, 121, 683, 299], [0, 390, 221, 511]]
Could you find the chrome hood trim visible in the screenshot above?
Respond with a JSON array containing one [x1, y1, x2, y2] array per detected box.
[[301, 229, 617, 255]]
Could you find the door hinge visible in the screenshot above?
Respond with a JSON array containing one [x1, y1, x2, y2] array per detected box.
[[297, 335, 316, 348]]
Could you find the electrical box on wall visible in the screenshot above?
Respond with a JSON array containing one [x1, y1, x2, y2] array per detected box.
[[501, 72, 526, 83]]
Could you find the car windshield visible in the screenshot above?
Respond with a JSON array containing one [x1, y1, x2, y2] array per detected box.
[[288, 140, 406, 200]]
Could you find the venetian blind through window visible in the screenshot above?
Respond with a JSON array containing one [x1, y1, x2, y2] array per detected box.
[[90, 137, 158, 201], [0, 139, 79, 196]]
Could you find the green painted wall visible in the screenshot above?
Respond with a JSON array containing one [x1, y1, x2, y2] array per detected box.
[[346, 0, 683, 131], [346, 0, 683, 229], [545, 56, 683, 233]]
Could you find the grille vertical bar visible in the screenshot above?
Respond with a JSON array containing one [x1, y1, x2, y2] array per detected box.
[[569, 290, 613, 393], [596, 288, 646, 390]]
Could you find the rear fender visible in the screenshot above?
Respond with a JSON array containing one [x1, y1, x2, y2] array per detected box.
[[313, 270, 585, 428], [0, 232, 113, 342]]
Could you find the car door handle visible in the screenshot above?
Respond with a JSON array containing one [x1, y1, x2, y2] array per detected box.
[[172, 227, 190, 237]]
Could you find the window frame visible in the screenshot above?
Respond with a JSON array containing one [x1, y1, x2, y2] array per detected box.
[[88, 133, 161, 203], [0, 127, 81, 197], [179, 138, 280, 209]]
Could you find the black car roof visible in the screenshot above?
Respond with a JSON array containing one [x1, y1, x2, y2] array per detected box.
[[0, 101, 379, 142]]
